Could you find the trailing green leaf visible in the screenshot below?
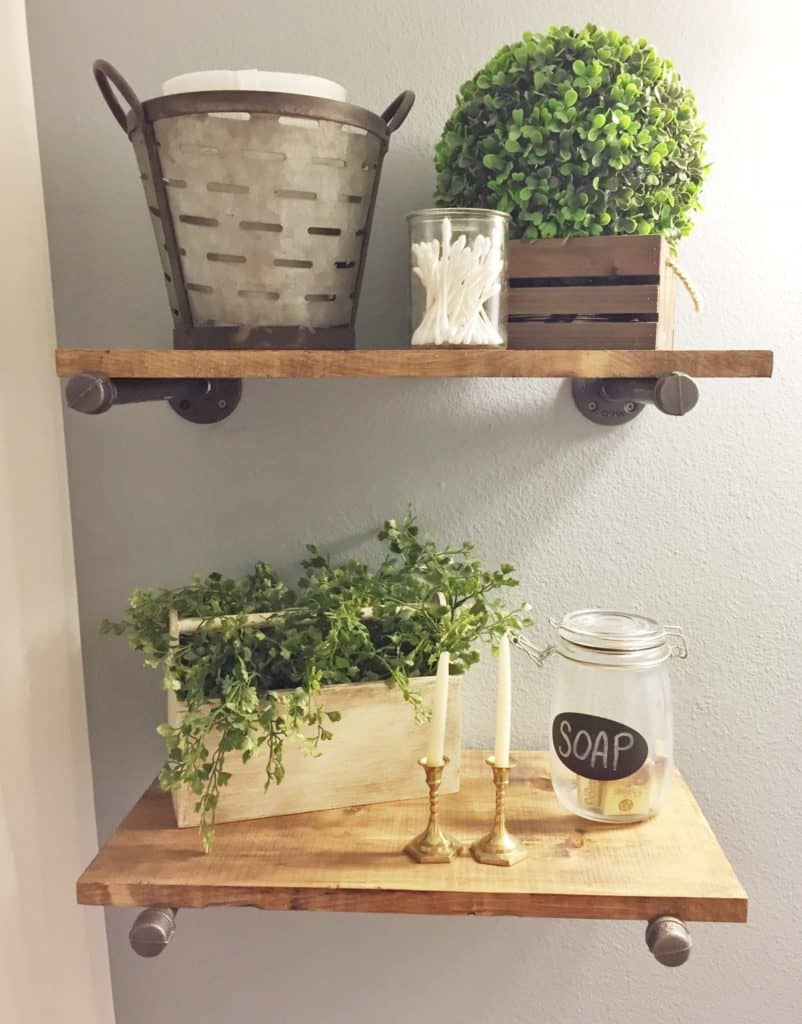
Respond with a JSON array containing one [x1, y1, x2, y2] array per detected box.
[[104, 512, 532, 851]]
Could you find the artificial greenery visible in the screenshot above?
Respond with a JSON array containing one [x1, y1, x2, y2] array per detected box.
[[435, 24, 709, 244], [104, 513, 531, 851]]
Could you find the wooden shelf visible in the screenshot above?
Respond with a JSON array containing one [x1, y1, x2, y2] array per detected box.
[[56, 348, 773, 381], [77, 750, 747, 922]]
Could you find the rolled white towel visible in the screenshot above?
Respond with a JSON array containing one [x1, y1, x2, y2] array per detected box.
[[161, 70, 347, 102]]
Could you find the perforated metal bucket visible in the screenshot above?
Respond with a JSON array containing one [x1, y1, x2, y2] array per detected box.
[[94, 61, 414, 349]]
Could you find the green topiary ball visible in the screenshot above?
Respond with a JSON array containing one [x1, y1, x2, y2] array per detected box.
[[434, 24, 709, 244]]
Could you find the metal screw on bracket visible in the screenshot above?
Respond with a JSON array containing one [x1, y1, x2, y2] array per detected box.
[[129, 907, 179, 958], [645, 915, 693, 966]]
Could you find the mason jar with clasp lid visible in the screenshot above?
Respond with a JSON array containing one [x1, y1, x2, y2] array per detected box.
[[516, 610, 687, 824]]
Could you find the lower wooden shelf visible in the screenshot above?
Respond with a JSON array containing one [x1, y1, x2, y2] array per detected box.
[[77, 750, 746, 922]]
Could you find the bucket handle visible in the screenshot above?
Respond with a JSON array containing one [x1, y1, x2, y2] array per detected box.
[[93, 59, 144, 135], [381, 90, 415, 134]]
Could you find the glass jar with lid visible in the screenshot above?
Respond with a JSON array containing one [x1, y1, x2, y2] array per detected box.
[[408, 208, 509, 348], [518, 610, 687, 824]]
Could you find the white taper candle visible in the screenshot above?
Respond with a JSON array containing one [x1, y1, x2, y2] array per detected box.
[[494, 633, 512, 767], [426, 652, 451, 766]]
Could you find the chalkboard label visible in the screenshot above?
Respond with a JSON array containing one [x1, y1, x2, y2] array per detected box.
[[552, 712, 648, 781]]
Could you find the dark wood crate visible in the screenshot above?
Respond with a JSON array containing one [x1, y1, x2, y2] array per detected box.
[[507, 235, 676, 350]]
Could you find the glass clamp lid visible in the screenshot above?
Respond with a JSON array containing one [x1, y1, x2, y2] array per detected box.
[[514, 610, 688, 667], [558, 610, 665, 653], [556, 609, 687, 663]]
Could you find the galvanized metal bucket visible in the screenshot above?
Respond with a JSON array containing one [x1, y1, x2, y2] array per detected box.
[[94, 60, 414, 349]]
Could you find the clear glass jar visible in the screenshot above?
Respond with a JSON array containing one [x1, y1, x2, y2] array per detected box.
[[519, 610, 687, 824], [408, 208, 509, 348]]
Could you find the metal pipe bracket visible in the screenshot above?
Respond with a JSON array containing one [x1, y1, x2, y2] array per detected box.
[[572, 372, 699, 425], [65, 371, 241, 423], [129, 908, 178, 958]]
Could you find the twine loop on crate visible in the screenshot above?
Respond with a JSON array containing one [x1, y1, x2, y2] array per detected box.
[[666, 257, 702, 314]]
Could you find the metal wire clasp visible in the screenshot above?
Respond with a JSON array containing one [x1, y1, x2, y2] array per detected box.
[[511, 633, 556, 667], [664, 626, 689, 660]]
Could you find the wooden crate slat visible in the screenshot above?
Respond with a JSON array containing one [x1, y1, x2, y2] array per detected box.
[[509, 284, 659, 317], [508, 320, 658, 350], [507, 236, 670, 349], [508, 236, 665, 279], [656, 255, 678, 349]]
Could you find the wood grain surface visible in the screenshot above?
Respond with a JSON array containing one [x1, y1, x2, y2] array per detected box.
[[55, 348, 773, 380], [508, 284, 659, 317], [506, 237, 673, 350], [506, 321, 659, 350], [507, 236, 665, 278], [77, 750, 747, 922], [169, 676, 462, 826]]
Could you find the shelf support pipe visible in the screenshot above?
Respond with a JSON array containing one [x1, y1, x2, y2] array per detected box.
[[65, 370, 241, 423], [572, 371, 699, 425], [129, 908, 179, 958], [645, 915, 693, 966], [125, 907, 693, 962]]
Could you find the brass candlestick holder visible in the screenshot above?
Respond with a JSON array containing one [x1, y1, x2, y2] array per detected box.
[[405, 756, 463, 863], [471, 756, 527, 866]]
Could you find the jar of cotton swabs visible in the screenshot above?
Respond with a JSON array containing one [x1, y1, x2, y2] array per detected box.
[[408, 208, 509, 348]]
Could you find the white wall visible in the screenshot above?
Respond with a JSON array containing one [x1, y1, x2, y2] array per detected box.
[[26, 1, 801, 1022], [0, 3, 114, 1022]]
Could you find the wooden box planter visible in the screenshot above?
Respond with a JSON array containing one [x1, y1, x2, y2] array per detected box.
[[168, 675, 462, 827], [506, 235, 676, 350]]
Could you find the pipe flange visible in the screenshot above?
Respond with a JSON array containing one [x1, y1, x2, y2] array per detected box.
[[572, 378, 644, 426], [169, 379, 242, 423]]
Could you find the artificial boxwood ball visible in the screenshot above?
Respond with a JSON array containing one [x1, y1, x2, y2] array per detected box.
[[435, 24, 709, 244]]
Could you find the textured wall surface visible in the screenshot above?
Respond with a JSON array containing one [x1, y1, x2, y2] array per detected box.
[[27, 1, 801, 1021], [2, 4, 114, 1021]]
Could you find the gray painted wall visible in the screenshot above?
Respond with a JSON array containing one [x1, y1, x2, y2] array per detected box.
[[28, 1, 801, 1021]]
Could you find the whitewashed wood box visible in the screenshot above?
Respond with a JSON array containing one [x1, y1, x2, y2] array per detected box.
[[167, 675, 462, 827]]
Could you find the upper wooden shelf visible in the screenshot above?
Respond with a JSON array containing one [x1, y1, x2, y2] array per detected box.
[[56, 348, 773, 381], [77, 750, 747, 922]]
